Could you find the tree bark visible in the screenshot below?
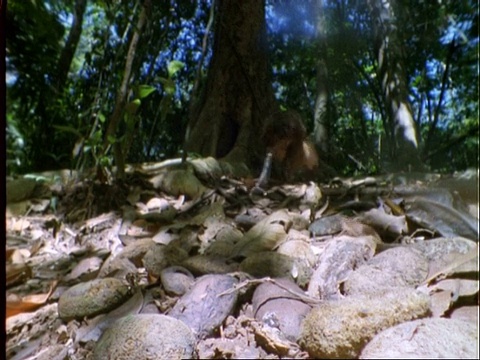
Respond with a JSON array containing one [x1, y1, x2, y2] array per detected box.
[[185, 0, 277, 169], [54, 0, 87, 94], [368, 0, 422, 170], [313, 0, 330, 154]]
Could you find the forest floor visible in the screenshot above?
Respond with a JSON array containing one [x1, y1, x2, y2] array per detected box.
[[5, 164, 479, 359]]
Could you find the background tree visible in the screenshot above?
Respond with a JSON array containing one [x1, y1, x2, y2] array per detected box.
[[313, 0, 332, 155], [102, 0, 151, 179], [6, 0, 478, 177], [54, 0, 87, 94], [185, 0, 277, 168], [367, 0, 422, 170], [6, 1, 66, 171]]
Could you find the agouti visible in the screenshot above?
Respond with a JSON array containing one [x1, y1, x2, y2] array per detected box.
[[261, 110, 319, 182]]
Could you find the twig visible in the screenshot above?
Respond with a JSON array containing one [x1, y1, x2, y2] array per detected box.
[[218, 275, 323, 305]]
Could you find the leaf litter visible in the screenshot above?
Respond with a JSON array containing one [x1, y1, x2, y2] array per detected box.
[[5, 166, 479, 359]]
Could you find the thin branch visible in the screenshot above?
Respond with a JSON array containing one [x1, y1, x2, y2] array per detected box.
[[192, 0, 216, 101], [102, 0, 150, 177], [425, 40, 456, 151], [183, 0, 216, 163]]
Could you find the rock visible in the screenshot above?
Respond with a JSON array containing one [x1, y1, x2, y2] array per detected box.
[[151, 168, 207, 199], [307, 236, 376, 299], [93, 314, 196, 360], [160, 266, 194, 296], [240, 251, 311, 286], [343, 246, 429, 295], [169, 274, 238, 339], [413, 237, 477, 261], [360, 318, 478, 359], [6, 178, 38, 203], [309, 214, 344, 236], [252, 278, 312, 341], [181, 254, 239, 275], [58, 278, 131, 321], [276, 232, 316, 268], [299, 287, 430, 359], [98, 238, 155, 279], [141, 243, 170, 278]]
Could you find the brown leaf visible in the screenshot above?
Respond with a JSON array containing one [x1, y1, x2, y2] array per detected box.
[[357, 208, 407, 239], [6, 263, 32, 288], [153, 168, 207, 199], [6, 281, 57, 318], [429, 290, 453, 317], [231, 210, 292, 258], [404, 196, 478, 240], [342, 218, 382, 244], [449, 306, 479, 323], [423, 247, 479, 285]]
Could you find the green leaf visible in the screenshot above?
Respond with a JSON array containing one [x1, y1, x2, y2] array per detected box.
[[91, 130, 103, 142], [136, 85, 156, 99], [107, 135, 117, 144], [158, 77, 176, 95], [167, 60, 184, 78], [100, 156, 111, 167], [125, 99, 141, 115]]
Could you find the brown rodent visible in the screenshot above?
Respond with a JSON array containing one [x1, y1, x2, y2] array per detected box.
[[262, 110, 319, 181]]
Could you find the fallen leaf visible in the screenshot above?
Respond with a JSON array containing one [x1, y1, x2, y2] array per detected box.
[[6, 263, 32, 288], [6, 281, 58, 318], [231, 210, 292, 258]]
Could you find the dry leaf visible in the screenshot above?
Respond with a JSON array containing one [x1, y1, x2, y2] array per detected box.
[[154, 168, 207, 199], [404, 196, 479, 240], [449, 306, 479, 323], [11, 218, 31, 232], [358, 208, 407, 239], [342, 218, 382, 244], [231, 210, 292, 258], [10, 248, 31, 264], [6, 281, 57, 318], [429, 290, 453, 317], [6, 263, 32, 288], [434, 278, 479, 299], [423, 247, 479, 285]]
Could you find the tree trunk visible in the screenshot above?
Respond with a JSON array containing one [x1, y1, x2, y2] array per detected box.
[[313, 0, 330, 154], [368, 0, 423, 170], [185, 0, 277, 169], [103, 0, 150, 178], [54, 0, 87, 94]]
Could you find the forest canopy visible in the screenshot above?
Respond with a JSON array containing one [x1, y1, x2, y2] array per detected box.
[[5, 0, 479, 177]]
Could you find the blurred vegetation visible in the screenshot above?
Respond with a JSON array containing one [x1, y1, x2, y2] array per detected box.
[[6, 0, 478, 176]]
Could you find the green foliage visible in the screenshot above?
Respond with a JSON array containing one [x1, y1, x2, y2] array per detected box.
[[121, 84, 157, 162], [6, 117, 25, 172], [6, 0, 66, 173], [268, 0, 478, 174], [167, 60, 186, 78], [6, 0, 478, 176], [135, 85, 157, 100]]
